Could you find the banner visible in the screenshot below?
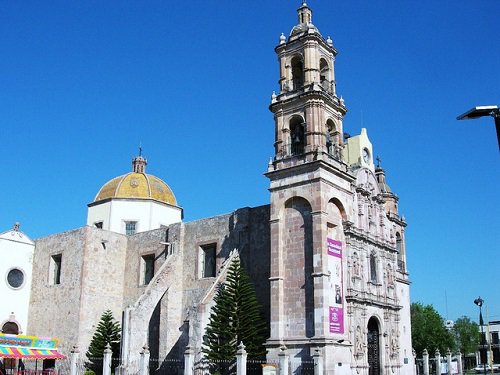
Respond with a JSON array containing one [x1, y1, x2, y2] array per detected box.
[[0, 334, 59, 349], [327, 238, 344, 334]]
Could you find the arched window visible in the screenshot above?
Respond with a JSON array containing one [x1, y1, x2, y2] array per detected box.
[[320, 58, 330, 91], [370, 252, 377, 283], [2, 321, 19, 334], [290, 117, 305, 155], [325, 118, 341, 158], [396, 232, 404, 271], [291, 56, 304, 90]]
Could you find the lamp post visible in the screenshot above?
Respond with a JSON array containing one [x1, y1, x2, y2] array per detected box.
[[474, 297, 486, 375], [457, 106, 500, 150]]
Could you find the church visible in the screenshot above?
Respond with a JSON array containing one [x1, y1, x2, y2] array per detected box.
[[23, 2, 413, 374]]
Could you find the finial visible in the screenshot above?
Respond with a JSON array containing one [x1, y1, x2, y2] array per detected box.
[[327, 36, 333, 46], [376, 156, 382, 168], [279, 33, 286, 44], [13, 222, 20, 231], [139, 142, 143, 157]]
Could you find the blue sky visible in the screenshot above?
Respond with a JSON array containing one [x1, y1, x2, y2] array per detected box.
[[1, 1, 499, 323]]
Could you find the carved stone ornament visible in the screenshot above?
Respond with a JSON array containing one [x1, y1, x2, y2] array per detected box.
[[355, 325, 364, 357], [130, 177, 139, 188]]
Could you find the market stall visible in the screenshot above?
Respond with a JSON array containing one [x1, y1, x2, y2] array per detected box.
[[0, 334, 65, 375]]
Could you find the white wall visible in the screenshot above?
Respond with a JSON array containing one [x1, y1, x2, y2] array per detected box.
[[0, 229, 35, 334], [87, 199, 182, 234]]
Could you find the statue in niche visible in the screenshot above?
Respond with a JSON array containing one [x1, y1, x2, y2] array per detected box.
[[390, 329, 399, 356], [352, 254, 360, 277], [387, 265, 394, 287], [355, 325, 364, 356]]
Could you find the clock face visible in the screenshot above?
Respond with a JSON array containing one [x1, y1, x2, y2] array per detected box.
[[362, 148, 370, 163]]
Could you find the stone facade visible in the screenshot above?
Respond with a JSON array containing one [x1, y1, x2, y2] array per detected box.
[[26, 3, 412, 375]]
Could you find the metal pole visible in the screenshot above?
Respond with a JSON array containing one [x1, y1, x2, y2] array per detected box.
[[480, 305, 486, 375], [494, 115, 500, 151]]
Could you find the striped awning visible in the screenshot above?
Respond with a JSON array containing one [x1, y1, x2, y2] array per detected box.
[[0, 346, 65, 359]]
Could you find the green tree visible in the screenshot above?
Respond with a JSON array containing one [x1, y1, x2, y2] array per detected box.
[[453, 316, 480, 356], [203, 258, 267, 373], [86, 310, 121, 375], [411, 302, 455, 356]]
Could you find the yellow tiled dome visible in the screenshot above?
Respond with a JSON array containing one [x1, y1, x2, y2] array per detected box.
[[93, 156, 177, 206]]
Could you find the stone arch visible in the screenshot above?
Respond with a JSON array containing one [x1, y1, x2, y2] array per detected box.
[[290, 55, 304, 90], [328, 197, 347, 222], [281, 196, 314, 338], [367, 316, 382, 375], [289, 115, 305, 156], [320, 57, 331, 91]]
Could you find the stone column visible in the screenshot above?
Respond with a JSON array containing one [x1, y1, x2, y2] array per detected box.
[[70, 345, 80, 375], [139, 345, 150, 375], [103, 344, 112, 375], [312, 348, 323, 375], [236, 342, 247, 375], [435, 349, 441, 375], [278, 346, 289, 375], [184, 346, 194, 375], [423, 349, 429, 375]]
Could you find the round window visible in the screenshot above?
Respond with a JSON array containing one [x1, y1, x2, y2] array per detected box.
[[7, 268, 25, 289]]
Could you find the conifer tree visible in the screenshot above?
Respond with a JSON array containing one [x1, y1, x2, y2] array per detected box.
[[86, 310, 121, 375], [203, 258, 267, 373]]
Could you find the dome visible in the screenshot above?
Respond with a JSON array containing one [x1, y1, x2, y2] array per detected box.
[[93, 156, 178, 206]]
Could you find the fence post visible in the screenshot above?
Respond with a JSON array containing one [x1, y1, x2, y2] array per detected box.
[[278, 345, 289, 375], [446, 349, 452, 375], [423, 349, 429, 375], [456, 353, 463, 375], [139, 345, 150, 375], [103, 344, 112, 375], [435, 349, 441, 375], [184, 345, 194, 375], [236, 342, 247, 375], [312, 348, 323, 375], [70, 345, 80, 375], [413, 348, 417, 375]]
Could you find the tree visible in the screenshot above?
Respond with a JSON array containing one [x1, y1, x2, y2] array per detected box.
[[86, 310, 121, 375], [453, 316, 480, 356], [203, 258, 267, 373], [411, 302, 455, 356]]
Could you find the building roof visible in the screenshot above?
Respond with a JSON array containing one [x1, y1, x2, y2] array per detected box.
[[93, 156, 177, 206], [0, 223, 34, 245]]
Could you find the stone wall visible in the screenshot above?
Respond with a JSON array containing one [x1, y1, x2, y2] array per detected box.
[[28, 226, 127, 355]]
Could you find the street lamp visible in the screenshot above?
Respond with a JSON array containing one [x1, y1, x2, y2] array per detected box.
[[457, 106, 500, 150], [474, 297, 486, 375]]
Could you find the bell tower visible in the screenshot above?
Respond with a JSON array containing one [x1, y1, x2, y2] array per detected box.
[[270, 1, 347, 164], [265, 2, 355, 372]]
